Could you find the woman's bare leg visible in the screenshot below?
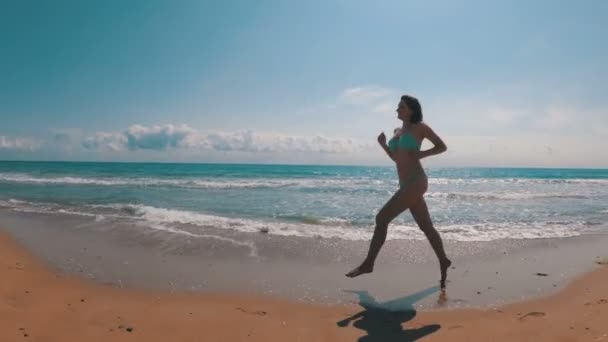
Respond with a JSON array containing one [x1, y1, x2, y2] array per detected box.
[[346, 187, 413, 278], [410, 198, 451, 288]]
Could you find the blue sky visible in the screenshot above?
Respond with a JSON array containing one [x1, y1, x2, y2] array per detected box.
[[1, 0, 607, 167]]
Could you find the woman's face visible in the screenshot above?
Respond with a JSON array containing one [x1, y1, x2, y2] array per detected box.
[[396, 100, 412, 121]]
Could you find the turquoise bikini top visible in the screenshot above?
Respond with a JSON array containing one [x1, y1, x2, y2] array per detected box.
[[388, 131, 420, 152]]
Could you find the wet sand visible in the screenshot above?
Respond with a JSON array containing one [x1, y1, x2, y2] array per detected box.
[[2, 209, 608, 310]]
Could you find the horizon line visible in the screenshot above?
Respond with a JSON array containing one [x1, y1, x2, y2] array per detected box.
[[1, 159, 607, 170]]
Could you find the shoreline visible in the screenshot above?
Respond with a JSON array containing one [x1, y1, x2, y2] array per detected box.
[[2, 209, 608, 310], [1, 229, 608, 341], [0, 210, 608, 310]]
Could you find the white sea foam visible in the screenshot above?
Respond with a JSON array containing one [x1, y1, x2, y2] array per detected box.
[[425, 191, 590, 201], [0, 198, 41, 210], [0, 198, 30, 207], [145, 223, 258, 257], [3, 172, 607, 190], [0, 199, 592, 242], [0, 173, 381, 189], [0, 199, 118, 222], [96, 204, 586, 242], [431, 222, 584, 241], [429, 177, 608, 185]]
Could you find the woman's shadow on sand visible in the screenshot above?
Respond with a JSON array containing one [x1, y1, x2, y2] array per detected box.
[[336, 286, 441, 342]]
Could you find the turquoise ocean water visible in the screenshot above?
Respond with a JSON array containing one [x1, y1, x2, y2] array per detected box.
[[1, 161, 607, 242]]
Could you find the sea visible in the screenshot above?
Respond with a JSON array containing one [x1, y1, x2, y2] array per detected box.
[[1, 161, 607, 242]]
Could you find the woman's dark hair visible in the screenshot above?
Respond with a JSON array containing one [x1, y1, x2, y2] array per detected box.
[[401, 95, 423, 124]]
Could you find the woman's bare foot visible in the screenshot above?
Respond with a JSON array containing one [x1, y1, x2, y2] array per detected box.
[[345, 263, 373, 278], [437, 288, 448, 306], [440, 259, 452, 289]]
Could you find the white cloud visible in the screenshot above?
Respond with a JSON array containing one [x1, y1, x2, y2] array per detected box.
[[338, 86, 399, 114], [51, 128, 85, 153], [426, 83, 608, 138], [340, 86, 396, 105], [5, 82, 606, 168], [125, 124, 194, 151], [289, 85, 412, 140], [0, 136, 40, 151], [83, 132, 128, 152], [81, 124, 368, 154], [437, 134, 606, 168], [52, 132, 73, 145], [189, 130, 363, 154]]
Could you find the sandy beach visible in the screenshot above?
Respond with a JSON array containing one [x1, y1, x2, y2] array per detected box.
[[2, 0, 608, 339], [2, 227, 607, 342]]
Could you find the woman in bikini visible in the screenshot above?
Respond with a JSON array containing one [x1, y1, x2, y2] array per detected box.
[[346, 95, 452, 288]]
